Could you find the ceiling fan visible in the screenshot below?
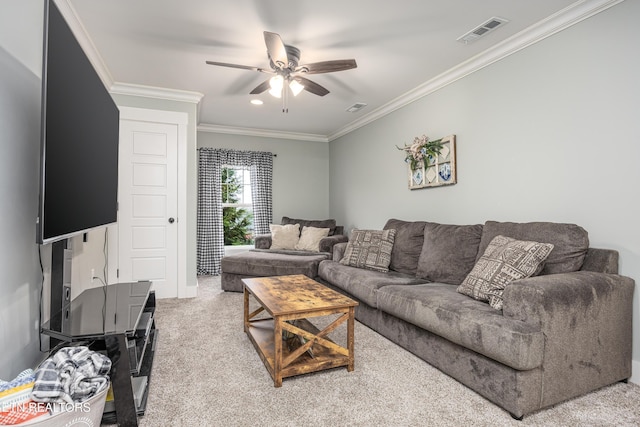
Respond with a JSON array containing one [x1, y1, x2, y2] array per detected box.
[[206, 31, 357, 112]]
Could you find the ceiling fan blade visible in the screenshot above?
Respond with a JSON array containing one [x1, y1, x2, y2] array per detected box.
[[295, 77, 330, 97], [263, 31, 288, 69], [206, 61, 271, 73], [250, 79, 271, 95], [295, 59, 357, 74]]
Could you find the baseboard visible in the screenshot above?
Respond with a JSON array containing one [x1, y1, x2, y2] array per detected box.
[[630, 359, 640, 385], [182, 283, 198, 298]]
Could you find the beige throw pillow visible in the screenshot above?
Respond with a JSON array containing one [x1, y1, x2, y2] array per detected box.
[[294, 226, 330, 252], [269, 223, 300, 250], [457, 235, 554, 310]]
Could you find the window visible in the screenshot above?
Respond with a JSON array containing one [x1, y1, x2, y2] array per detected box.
[[221, 166, 254, 245]]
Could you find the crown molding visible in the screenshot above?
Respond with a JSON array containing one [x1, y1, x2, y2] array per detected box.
[[110, 82, 204, 104], [327, 0, 624, 141], [57, 0, 623, 143], [55, 1, 204, 110], [198, 124, 328, 143], [55, 0, 114, 89]]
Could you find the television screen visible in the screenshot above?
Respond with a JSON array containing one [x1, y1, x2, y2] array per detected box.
[[38, 0, 119, 244]]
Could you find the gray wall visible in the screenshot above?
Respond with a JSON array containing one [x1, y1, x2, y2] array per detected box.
[[0, 0, 45, 378], [329, 1, 640, 373], [197, 132, 330, 222]]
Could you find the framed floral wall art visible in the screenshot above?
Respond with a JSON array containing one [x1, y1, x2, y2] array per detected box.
[[398, 134, 456, 190]]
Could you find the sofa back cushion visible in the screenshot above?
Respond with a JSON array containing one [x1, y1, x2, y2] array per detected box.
[[383, 219, 426, 275], [282, 216, 338, 236], [477, 221, 589, 275], [416, 222, 483, 285]]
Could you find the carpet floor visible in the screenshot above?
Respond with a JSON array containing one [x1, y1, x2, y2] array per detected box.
[[133, 276, 640, 427]]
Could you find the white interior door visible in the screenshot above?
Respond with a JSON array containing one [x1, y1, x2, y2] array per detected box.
[[118, 119, 178, 298]]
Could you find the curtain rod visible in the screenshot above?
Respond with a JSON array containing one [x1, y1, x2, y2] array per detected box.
[[197, 147, 276, 157]]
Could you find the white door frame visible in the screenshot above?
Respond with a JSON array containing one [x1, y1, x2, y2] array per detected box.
[[109, 106, 193, 298]]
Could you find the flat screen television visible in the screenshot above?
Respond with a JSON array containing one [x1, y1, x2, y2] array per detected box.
[[37, 0, 119, 245]]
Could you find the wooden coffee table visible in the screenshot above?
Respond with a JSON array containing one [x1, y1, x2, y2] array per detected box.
[[242, 274, 358, 387]]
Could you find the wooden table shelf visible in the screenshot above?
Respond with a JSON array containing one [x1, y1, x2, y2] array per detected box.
[[242, 275, 358, 387]]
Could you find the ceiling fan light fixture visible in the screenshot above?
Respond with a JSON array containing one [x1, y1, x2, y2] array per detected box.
[[269, 74, 284, 94], [289, 79, 304, 96], [269, 75, 284, 98], [206, 31, 357, 111], [268, 88, 282, 98]]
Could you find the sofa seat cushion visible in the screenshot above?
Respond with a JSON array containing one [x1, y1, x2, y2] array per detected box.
[[318, 260, 427, 307], [377, 284, 544, 370], [221, 250, 328, 278]]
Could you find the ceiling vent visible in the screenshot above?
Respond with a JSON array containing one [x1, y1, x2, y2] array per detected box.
[[346, 102, 367, 113], [457, 17, 509, 44]]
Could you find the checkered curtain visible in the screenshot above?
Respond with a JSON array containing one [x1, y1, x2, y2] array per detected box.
[[197, 148, 273, 275], [248, 152, 273, 236]]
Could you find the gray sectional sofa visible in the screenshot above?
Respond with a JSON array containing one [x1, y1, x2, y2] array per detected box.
[[221, 217, 634, 419], [316, 219, 634, 419], [220, 217, 347, 292]]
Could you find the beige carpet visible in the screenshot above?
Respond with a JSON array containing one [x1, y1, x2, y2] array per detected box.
[[135, 276, 640, 426]]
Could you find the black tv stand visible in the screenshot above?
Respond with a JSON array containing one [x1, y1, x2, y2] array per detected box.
[[41, 281, 157, 427], [48, 239, 72, 348]]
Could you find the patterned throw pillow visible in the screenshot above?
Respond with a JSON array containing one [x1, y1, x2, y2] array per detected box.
[[269, 223, 300, 250], [294, 226, 330, 252], [340, 229, 397, 272], [457, 235, 554, 310]]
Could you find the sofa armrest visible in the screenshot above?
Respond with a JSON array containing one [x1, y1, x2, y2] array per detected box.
[[332, 242, 348, 261], [254, 233, 346, 253], [503, 271, 634, 328], [319, 235, 348, 255], [502, 271, 634, 406], [580, 247, 619, 274], [254, 233, 272, 249]]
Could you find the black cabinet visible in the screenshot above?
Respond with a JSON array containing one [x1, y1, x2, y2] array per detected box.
[[41, 281, 157, 427]]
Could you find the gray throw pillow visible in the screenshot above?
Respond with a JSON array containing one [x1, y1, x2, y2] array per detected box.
[[340, 229, 397, 273], [477, 221, 588, 275], [457, 235, 554, 310], [383, 219, 426, 275], [416, 222, 483, 285]]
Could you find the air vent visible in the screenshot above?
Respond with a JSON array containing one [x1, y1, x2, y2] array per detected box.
[[346, 102, 367, 113], [457, 17, 509, 44]]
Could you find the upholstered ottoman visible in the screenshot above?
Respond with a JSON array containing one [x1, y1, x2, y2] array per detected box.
[[220, 250, 330, 292]]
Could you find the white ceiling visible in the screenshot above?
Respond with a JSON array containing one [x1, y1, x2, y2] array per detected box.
[[64, 0, 614, 140]]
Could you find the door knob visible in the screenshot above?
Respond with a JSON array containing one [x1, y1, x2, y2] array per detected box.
[[168, 217, 175, 224]]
